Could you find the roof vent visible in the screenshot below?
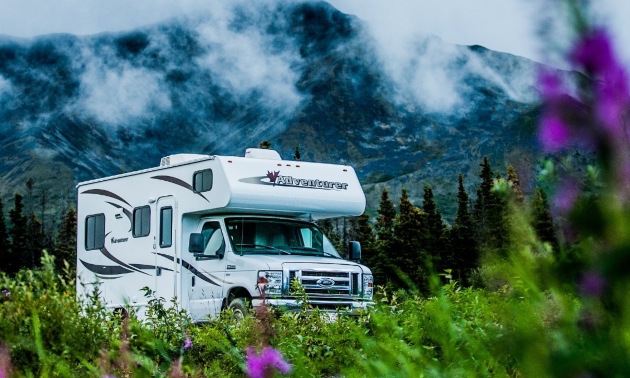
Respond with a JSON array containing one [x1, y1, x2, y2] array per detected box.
[[160, 154, 209, 167], [244, 148, 282, 160]]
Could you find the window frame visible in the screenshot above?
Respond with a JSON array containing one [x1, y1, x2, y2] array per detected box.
[[159, 206, 173, 248], [132, 206, 151, 238], [85, 213, 106, 251], [192, 169, 213, 193]]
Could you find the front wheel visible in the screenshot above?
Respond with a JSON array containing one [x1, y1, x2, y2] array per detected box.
[[228, 298, 249, 321]]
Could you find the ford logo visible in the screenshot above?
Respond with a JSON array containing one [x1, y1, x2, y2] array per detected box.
[[317, 278, 335, 287]]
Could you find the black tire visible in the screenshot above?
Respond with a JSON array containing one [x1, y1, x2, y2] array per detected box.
[[228, 298, 248, 321]]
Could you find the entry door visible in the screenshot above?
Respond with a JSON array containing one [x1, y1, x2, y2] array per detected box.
[[155, 196, 177, 303], [188, 220, 227, 321]]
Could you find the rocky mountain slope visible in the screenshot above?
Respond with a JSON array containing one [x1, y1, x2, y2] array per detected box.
[[0, 1, 546, 221]]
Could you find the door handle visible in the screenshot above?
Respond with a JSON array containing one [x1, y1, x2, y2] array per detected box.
[[156, 267, 162, 276], [192, 276, 196, 287]]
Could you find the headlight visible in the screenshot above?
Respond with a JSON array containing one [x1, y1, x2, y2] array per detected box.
[[257, 271, 283, 296], [363, 274, 373, 300]]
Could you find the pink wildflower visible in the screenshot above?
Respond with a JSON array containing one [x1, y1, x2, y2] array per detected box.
[[183, 338, 193, 351], [553, 179, 580, 216], [0, 344, 12, 378], [245, 347, 291, 378], [538, 114, 572, 152]]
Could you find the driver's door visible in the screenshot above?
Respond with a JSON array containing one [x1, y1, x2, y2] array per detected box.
[[187, 220, 227, 321]]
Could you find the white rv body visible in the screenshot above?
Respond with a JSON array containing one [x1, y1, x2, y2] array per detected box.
[[76, 150, 373, 322]]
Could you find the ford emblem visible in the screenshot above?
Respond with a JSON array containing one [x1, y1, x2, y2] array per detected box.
[[317, 278, 335, 287]]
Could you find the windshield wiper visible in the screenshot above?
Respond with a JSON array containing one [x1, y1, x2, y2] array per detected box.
[[234, 244, 291, 255]]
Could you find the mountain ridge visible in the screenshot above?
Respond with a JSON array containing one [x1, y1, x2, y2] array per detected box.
[[0, 1, 547, 223]]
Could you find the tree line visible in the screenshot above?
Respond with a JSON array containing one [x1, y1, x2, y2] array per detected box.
[[1, 156, 558, 291], [0, 180, 77, 276], [323, 156, 558, 292]]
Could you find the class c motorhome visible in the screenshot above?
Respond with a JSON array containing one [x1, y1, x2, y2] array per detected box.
[[76, 148, 373, 322]]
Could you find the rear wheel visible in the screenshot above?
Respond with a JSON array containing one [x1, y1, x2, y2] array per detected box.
[[228, 298, 248, 321]]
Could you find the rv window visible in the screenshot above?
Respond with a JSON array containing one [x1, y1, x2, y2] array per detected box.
[[133, 206, 151, 237], [160, 207, 173, 248], [193, 169, 213, 192], [85, 213, 105, 250], [201, 221, 225, 256]]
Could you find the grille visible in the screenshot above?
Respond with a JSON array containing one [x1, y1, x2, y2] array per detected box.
[[291, 270, 360, 297]]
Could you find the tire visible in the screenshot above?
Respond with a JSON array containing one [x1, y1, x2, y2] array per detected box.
[[228, 298, 249, 321]]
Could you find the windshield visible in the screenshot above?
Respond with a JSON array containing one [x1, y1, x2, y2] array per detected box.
[[225, 217, 341, 258]]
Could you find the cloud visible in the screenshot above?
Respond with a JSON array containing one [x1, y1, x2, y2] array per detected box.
[[79, 60, 172, 125], [193, 1, 302, 115]]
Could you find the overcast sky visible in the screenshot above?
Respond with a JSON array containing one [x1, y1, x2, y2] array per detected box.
[[0, 0, 628, 66]]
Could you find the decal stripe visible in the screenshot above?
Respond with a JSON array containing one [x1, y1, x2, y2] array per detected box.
[[99, 245, 150, 276], [151, 175, 209, 202], [130, 264, 173, 272], [80, 259, 133, 275], [106, 201, 132, 232], [156, 253, 220, 286], [82, 189, 131, 206]]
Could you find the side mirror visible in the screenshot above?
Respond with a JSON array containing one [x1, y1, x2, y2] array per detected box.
[[349, 241, 361, 262], [188, 233, 204, 253]]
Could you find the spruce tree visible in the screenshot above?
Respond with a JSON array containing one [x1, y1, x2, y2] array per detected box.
[[506, 165, 525, 204], [55, 207, 77, 275], [531, 188, 558, 252], [473, 156, 494, 243], [27, 212, 44, 268], [0, 197, 9, 273], [8, 193, 29, 273], [356, 213, 378, 278], [392, 188, 428, 291], [294, 145, 301, 161], [373, 188, 397, 285], [450, 174, 477, 284], [422, 185, 447, 271]]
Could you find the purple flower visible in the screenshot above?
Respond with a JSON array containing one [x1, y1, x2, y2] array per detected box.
[[553, 179, 580, 216], [580, 271, 606, 297], [1, 290, 8, 299], [538, 114, 572, 152], [0, 344, 11, 378], [245, 347, 291, 378], [572, 29, 630, 137], [183, 338, 193, 351]]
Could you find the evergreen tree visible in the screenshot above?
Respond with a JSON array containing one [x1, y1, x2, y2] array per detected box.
[[531, 188, 558, 251], [259, 140, 272, 149], [450, 174, 477, 284], [356, 213, 375, 264], [373, 188, 397, 286], [0, 197, 9, 273], [473, 157, 508, 253], [422, 185, 447, 271], [506, 165, 525, 204], [392, 189, 429, 291], [26, 212, 44, 268], [55, 207, 77, 275], [473, 157, 494, 242], [294, 145, 301, 161], [8, 193, 29, 273]]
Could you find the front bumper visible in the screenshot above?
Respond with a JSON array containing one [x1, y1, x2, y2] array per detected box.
[[252, 298, 374, 314]]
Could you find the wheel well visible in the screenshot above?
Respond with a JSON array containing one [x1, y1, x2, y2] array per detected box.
[[225, 287, 251, 309]]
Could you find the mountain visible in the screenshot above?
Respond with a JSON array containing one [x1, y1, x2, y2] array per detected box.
[[0, 1, 546, 224]]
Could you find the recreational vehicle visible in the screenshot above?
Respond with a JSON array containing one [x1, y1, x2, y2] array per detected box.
[[76, 148, 373, 322]]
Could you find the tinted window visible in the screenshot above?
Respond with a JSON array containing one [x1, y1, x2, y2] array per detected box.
[[133, 206, 151, 237], [159, 207, 173, 248], [201, 221, 225, 256], [85, 213, 105, 250], [193, 169, 213, 192]]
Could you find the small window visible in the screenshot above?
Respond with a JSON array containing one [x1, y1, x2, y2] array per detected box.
[[133, 206, 151, 237], [201, 221, 225, 256], [160, 207, 173, 248], [85, 213, 105, 250], [193, 169, 213, 192]]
